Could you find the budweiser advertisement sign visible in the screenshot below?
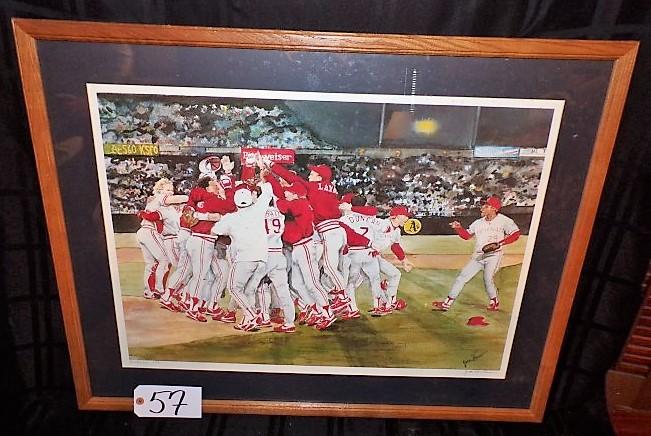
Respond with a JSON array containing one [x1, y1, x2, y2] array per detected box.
[[240, 147, 295, 166]]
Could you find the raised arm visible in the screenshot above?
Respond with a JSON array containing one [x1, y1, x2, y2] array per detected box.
[[270, 163, 307, 187], [450, 221, 472, 240]]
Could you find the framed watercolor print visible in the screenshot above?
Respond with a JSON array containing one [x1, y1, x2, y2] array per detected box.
[[13, 18, 638, 421]]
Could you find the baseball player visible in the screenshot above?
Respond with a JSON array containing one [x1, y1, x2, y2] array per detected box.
[[338, 206, 391, 317], [136, 178, 187, 299], [339, 198, 413, 313], [267, 172, 337, 331], [210, 181, 274, 332], [432, 196, 520, 312], [183, 178, 237, 322], [375, 205, 414, 311], [259, 200, 296, 333], [159, 177, 214, 312], [270, 162, 351, 313]]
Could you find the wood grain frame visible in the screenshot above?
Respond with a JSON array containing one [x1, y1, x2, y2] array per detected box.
[[12, 18, 638, 421]]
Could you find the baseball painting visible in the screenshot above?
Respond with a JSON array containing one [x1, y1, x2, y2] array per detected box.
[[87, 84, 563, 378]]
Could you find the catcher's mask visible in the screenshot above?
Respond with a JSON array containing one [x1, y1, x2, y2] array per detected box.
[[234, 187, 254, 208]]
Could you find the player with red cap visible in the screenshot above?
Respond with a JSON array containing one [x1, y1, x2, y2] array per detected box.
[[270, 173, 337, 331], [432, 195, 520, 312], [269, 161, 351, 314]]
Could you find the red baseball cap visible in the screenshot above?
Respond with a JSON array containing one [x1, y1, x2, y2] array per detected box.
[[466, 316, 489, 327], [341, 193, 355, 203], [389, 205, 412, 218], [285, 183, 307, 197], [483, 196, 502, 210], [308, 164, 332, 181]]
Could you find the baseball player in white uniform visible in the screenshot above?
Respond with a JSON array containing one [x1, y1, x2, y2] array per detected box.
[[211, 181, 273, 332], [135, 178, 187, 299], [259, 203, 296, 333], [339, 209, 390, 316], [432, 196, 521, 312], [374, 206, 413, 311]]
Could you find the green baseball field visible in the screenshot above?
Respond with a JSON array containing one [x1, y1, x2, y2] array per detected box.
[[115, 234, 528, 373]]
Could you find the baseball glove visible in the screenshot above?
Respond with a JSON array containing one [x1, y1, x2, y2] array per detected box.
[[180, 206, 199, 227], [481, 242, 501, 254]]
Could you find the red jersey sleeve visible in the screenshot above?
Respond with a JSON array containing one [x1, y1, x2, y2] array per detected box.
[[390, 243, 406, 261], [271, 163, 307, 187], [455, 226, 472, 240], [266, 174, 287, 199]]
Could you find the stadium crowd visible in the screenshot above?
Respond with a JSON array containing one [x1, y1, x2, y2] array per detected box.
[[105, 153, 542, 217], [99, 97, 331, 150]]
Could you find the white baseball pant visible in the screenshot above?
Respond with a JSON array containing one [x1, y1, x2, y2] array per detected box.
[[346, 248, 389, 309], [449, 252, 503, 299], [378, 256, 401, 303], [258, 250, 296, 325], [228, 260, 268, 322], [136, 224, 169, 295], [292, 237, 330, 314]]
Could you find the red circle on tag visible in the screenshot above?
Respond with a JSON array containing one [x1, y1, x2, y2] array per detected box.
[[135, 397, 144, 405]]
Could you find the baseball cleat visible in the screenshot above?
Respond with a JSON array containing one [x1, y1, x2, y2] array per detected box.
[[213, 310, 236, 323], [159, 299, 179, 312], [270, 316, 285, 325], [431, 301, 451, 311], [234, 321, 259, 332], [206, 306, 224, 318], [487, 298, 500, 311], [185, 310, 207, 323], [257, 318, 273, 328], [370, 306, 392, 317], [340, 309, 361, 320], [270, 308, 283, 319], [273, 324, 296, 333], [331, 298, 351, 314], [392, 298, 408, 311], [316, 315, 336, 331], [432, 297, 454, 311], [305, 312, 322, 327]]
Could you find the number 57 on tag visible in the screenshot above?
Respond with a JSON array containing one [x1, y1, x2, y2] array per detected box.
[[134, 385, 202, 418]]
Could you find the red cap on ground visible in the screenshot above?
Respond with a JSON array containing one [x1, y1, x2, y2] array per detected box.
[[466, 316, 489, 327], [389, 205, 412, 218], [308, 164, 333, 181], [285, 183, 307, 197]]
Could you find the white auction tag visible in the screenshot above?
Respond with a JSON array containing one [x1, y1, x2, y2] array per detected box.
[[133, 385, 202, 418]]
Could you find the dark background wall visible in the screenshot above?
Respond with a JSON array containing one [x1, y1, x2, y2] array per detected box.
[[1, 1, 650, 435]]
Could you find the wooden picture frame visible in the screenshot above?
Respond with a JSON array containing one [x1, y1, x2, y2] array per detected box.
[[12, 18, 638, 421]]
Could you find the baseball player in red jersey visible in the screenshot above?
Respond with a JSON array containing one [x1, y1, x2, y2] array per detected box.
[[267, 172, 337, 331], [182, 179, 237, 322], [159, 177, 214, 311], [432, 196, 520, 312], [270, 162, 351, 313]]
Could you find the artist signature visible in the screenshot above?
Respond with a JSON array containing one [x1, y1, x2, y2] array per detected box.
[[463, 351, 486, 368]]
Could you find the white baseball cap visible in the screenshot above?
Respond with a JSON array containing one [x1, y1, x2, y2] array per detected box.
[[234, 187, 254, 208]]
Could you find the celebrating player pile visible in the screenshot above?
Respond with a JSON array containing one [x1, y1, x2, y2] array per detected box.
[[133, 148, 518, 337]]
